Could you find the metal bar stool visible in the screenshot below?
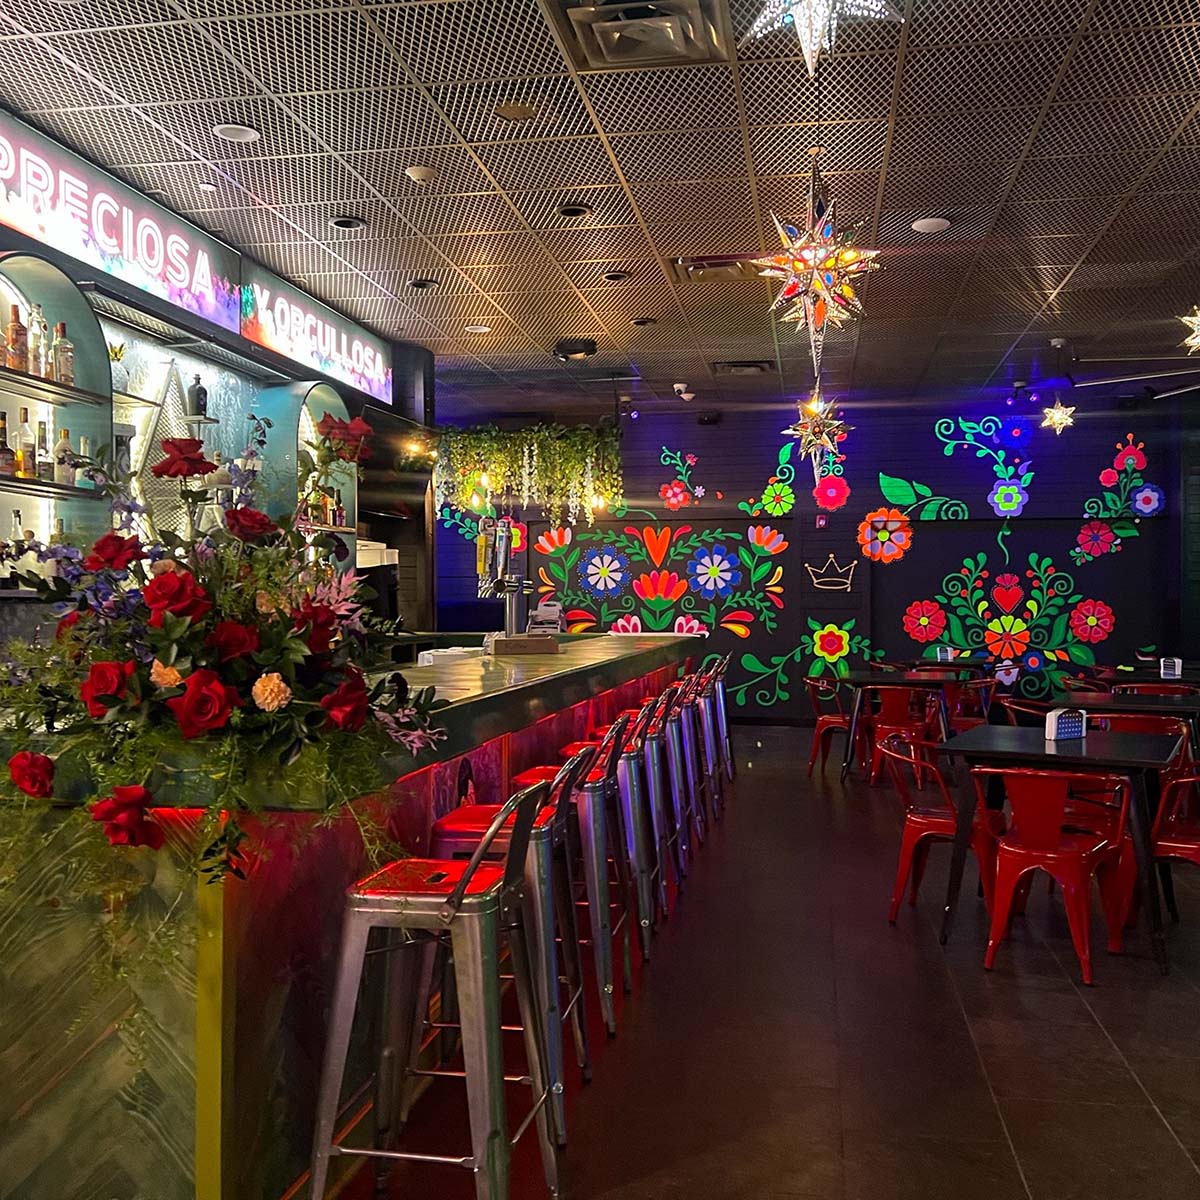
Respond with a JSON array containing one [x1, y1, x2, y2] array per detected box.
[[309, 782, 558, 1200], [514, 716, 633, 1037], [678, 673, 716, 836], [429, 750, 595, 1148], [695, 661, 728, 817], [709, 652, 736, 784], [644, 684, 690, 891]]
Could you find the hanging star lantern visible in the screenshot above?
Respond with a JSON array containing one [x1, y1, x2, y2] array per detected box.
[[752, 158, 880, 379], [1181, 305, 1200, 354], [739, 0, 903, 78], [1041, 398, 1076, 436], [782, 386, 853, 483]]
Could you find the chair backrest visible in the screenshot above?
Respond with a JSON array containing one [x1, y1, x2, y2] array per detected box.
[[869, 685, 922, 723], [875, 733, 954, 812], [805, 676, 844, 718], [1085, 712, 1192, 764], [594, 712, 633, 781], [549, 748, 596, 839], [1154, 773, 1200, 839], [868, 660, 902, 672], [970, 767, 1127, 852], [953, 677, 997, 718], [997, 697, 1053, 727], [1061, 675, 1111, 697], [441, 779, 550, 923], [1111, 683, 1200, 697]]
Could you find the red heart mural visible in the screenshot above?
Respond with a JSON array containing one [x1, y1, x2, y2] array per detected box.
[[643, 526, 671, 567], [990, 573, 1024, 615]]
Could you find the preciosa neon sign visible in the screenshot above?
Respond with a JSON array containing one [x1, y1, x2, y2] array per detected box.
[[0, 111, 240, 331]]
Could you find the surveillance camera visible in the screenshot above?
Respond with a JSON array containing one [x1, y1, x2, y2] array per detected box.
[[405, 164, 437, 185], [672, 382, 688, 396], [681, 391, 696, 402]]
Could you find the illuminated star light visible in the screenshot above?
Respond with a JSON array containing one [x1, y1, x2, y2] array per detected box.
[[1181, 305, 1200, 354], [739, 0, 903, 78], [1041, 398, 1076, 436], [782, 387, 854, 482]]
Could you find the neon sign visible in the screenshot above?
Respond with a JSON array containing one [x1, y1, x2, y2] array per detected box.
[[0, 110, 240, 332], [241, 265, 393, 404]]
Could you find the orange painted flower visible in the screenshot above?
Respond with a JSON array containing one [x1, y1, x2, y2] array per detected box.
[[632, 570, 688, 605], [984, 614, 1031, 660], [747, 524, 789, 554], [719, 610, 755, 638], [857, 508, 912, 563], [765, 564, 784, 609], [537, 566, 556, 596], [565, 609, 597, 633], [534, 527, 572, 554]]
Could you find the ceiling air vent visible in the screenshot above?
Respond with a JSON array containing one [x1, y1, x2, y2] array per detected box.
[[560, 1, 727, 68], [712, 361, 776, 376], [670, 255, 762, 284]]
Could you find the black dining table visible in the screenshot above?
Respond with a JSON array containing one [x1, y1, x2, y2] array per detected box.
[[937, 725, 1184, 973], [839, 671, 955, 781], [891, 658, 993, 677], [1050, 690, 1200, 757], [1105, 665, 1200, 684]]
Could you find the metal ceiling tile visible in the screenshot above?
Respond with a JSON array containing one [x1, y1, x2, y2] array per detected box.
[[907, 0, 1091, 45], [538, 224, 656, 261], [646, 220, 764, 256], [1009, 153, 1156, 200], [748, 120, 889, 175], [631, 176, 756, 225], [507, 185, 638, 229], [396, 191, 524, 236], [470, 136, 620, 190], [882, 161, 1017, 209], [433, 230, 560, 268], [1143, 145, 1200, 191], [611, 128, 746, 182], [0, 39, 130, 112], [429, 75, 595, 143], [1059, 26, 1200, 101], [874, 206, 995, 247], [737, 54, 898, 128], [342, 146, 494, 195], [1031, 94, 1200, 156], [0, 0, 183, 36], [581, 64, 739, 133], [24, 107, 194, 172], [282, 87, 454, 154], [757, 170, 880, 222], [889, 108, 1041, 167], [223, 154, 374, 206], [462, 258, 575, 293], [899, 38, 1070, 114], [1091, 0, 1200, 26], [563, 260, 664, 290]]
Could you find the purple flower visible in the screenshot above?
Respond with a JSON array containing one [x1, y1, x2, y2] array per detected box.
[[988, 480, 1029, 517], [1130, 483, 1165, 517]]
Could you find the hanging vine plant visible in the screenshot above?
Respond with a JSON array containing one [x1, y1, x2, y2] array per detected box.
[[434, 421, 623, 526]]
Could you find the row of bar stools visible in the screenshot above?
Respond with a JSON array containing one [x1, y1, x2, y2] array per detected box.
[[309, 781, 558, 1200], [428, 750, 596, 1148]]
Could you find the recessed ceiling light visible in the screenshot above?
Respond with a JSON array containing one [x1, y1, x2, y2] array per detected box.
[[145, 189, 168, 199], [557, 202, 594, 219], [911, 216, 951, 234], [197, 180, 218, 193], [464, 323, 492, 334], [329, 214, 368, 231], [408, 278, 439, 290], [602, 270, 631, 282], [632, 316, 658, 326], [212, 122, 261, 144], [495, 100, 539, 123]]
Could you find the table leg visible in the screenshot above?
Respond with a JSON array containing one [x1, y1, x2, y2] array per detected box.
[[840, 687, 865, 782], [936, 688, 952, 741], [1128, 769, 1169, 974], [939, 762, 978, 945]]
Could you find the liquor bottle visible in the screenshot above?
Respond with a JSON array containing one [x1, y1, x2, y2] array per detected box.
[[0, 413, 15, 478], [44, 517, 64, 579], [50, 323, 74, 387], [334, 489, 346, 528], [6, 305, 27, 372], [75, 435, 92, 488], [16, 408, 36, 480], [36, 421, 51, 482], [321, 490, 333, 527], [186, 374, 208, 418], [53, 428, 74, 487], [9, 510, 24, 585], [27, 304, 48, 377]]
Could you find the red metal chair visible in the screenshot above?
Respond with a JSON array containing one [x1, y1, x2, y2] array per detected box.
[[1111, 682, 1200, 697], [944, 677, 997, 732], [865, 686, 937, 784], [1151, 773, 1200, 872], [876, 735, 1002, 923], [971, 767, 1130, 985], [1060, 675, 1112, 699], [996, 697, 1053, 726], [805, 677, 851, 776]]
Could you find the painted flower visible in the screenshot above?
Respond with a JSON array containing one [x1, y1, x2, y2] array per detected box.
[[611, 614, 643, 634], [1113, 434, 1146, 472], [1069, 598, 1115, 644], [719, 610, 755, 638], [857, 508, 912, 563], [994, 415, 1034, 452], [987, 480, 1029, 517], [761, 481, 795, 516], [747, 525, 789, 555], [994, 660, 1020, 686], [813, 623, 851, 664], [535, 527, 572, 555], [693, 485, 706, 499], [674, 615, 709, 636], [659, 480, 691, 511], [1076, 520, 1117, 558], [509, 521, 527, 552], [764, 564, 784, 609], [812, 475, 851, 511], [903, 599, 946, 644], [633, 570, 689, 605], [984, 614, 1031, 659], [990, 573, 1024, 615], [1099, 468, 1119, 488], [566, 609, 598, 633], [580, 548, 629, 597], [688, 546, 741, 598], [685, 453, 698, 466], [1130, 483, 1165, 517], [1021, 650, 1045, 673]]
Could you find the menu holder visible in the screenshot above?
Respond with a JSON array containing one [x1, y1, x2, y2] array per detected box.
[[1045, 707, 1086, 741]]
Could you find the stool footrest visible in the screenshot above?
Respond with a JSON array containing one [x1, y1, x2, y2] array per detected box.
[[334, 1146, 474, 1169], [411, 1066, 533, 1086]]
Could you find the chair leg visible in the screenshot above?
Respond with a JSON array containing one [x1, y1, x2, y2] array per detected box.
[[984, 859, 1025, 971], [1159, 860, 1180, 923], [642, 737, 675, 913], [309, 910, 371, 1200], [575, 785, 616, 1036], [808, 728, 820, 776], [909, 840, 932, 907], [374, 932, 423, 1154], [1097, 858, 1126, 956], [869, 742, 883, 786], [617, 753, 656, 962], [664, 720, 693, 868], [888, 821, 922, 924], [450, 911, 510, 1200], [971, 829, 999, 916], [552, 842, 592, 1083], [1057, 874, 1094, 986], [399, 938, 440, 1126]]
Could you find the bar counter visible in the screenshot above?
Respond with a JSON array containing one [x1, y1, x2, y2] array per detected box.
[[0, 634, 700, 1200]]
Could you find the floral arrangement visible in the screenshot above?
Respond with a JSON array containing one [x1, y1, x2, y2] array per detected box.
[[1, 422, 443, 880], [1070, 432, 1164, 566]]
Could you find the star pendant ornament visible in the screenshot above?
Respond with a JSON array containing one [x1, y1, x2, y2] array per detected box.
[[1180, 305, 1200, 354], [782, 388, 853, 480], [739, 0, 903, 78], [1041, 398, 1076, 436]]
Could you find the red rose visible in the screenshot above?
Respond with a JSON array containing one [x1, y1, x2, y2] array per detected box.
[[320, 669, 369, 732], [56, 609, 82, 640], [166, 668, 242, 739], [292, 598, 338, 655], [80, 659, 136, 718], [206, 620, 260, 662], [9, 750, 54, 798], [143, 570, 212, 628], [315, 412, 346, 440], [224, 507, 279, 542], [83, 532, 143, 572], [90, 785, 164, 849], [151, 437, 217, 478], [336, 416, 373, 462]]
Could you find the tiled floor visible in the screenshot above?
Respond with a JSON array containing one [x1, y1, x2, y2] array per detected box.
[[347, 725, 1200, 1199]]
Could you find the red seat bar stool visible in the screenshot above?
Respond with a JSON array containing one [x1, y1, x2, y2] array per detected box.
[[513, 716, 634, 1037], [971, 767, 1130, 985], [875, 734, 1002, 922], [309, 782, 558, 1200], [805, 677, 852, 776], [429, 750, 595, 1147]]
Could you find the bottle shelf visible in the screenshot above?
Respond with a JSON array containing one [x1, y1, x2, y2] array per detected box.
[[297, 521, 356, 535], [0, 363, 108, 409], [113, 390, 161, 410], [184, 415, 220, 426], [0, 475, 105, 501]]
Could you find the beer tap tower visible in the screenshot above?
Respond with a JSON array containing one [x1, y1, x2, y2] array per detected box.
[[476, 514, 557, 654]]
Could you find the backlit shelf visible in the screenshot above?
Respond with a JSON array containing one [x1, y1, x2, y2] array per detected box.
[[0, 475, 105, 501], [0, 363, 108, 409]]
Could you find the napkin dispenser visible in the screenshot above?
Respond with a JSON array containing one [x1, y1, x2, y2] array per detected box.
[[1045, 707, 1086, 741], [527, 601, 565, 634], [934, 646, 955, 663], [1161, 657, 1183, 680]]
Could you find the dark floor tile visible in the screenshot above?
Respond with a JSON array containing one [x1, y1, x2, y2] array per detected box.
[[1001, 1098, 1200, 1199], [843, 1134, 1027, 1200], [1127, 1056, 1200, 1145]]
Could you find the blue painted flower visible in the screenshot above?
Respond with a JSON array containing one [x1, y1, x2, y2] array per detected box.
[[688, 545, 741, 598], [1130, 483, 1165, 517], [580, 547, 629, 597], [1021, 650, 1045, 674], [988, 480, 1029, 517], [994, 415, 1034, 452]]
